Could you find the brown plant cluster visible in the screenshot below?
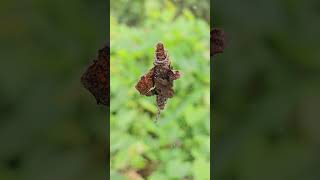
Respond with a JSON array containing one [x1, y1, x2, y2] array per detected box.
[[81, 44, 110, 106], [136, 42, 181, 115], [211, 28, 225, 56]]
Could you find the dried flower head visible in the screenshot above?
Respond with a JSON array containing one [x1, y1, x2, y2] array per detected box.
[[136, 42, 181, 118]]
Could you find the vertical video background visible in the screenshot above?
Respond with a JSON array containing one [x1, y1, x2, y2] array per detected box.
[[0, 0, 108, 179], [110, 0, 210, 179], [213, 0, 320, 179]]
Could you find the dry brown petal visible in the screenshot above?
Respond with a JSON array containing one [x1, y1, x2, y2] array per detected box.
[[136, 68, 155, 96]]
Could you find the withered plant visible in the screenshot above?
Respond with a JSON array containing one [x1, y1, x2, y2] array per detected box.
[[136, 42, 181, 119]]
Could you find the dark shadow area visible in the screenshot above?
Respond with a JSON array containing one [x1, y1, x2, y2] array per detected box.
[[0, 0, 109, 179], [212, 0, 320, 179]]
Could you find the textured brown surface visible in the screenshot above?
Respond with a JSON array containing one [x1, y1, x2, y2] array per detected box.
[[136, 42, 180, 112], [135, 67, 155, 96], [81, 45, 109, 106], [211, 28, 225, 56]]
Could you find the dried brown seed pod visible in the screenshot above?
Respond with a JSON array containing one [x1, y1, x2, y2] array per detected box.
[[81, 44, 109, 106], [136, 42, 181, 117], [211, 28, 225, 56]]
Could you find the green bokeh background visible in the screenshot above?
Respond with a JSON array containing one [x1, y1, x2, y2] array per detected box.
[[0, 0, 108, 179], [110, 0, 210, 179], [213, 0, 320, 179]]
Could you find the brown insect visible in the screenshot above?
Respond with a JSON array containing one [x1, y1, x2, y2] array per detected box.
[[211, 28, 225, 56], [136, 42, 181, 118], [81, 44, 109, 106]]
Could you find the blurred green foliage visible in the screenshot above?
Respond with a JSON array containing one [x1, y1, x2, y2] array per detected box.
[[0, 0, 107, 179], [110, 0, 210, 179], [213, 0, 320, 179], [111, 0, 210, 26]]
